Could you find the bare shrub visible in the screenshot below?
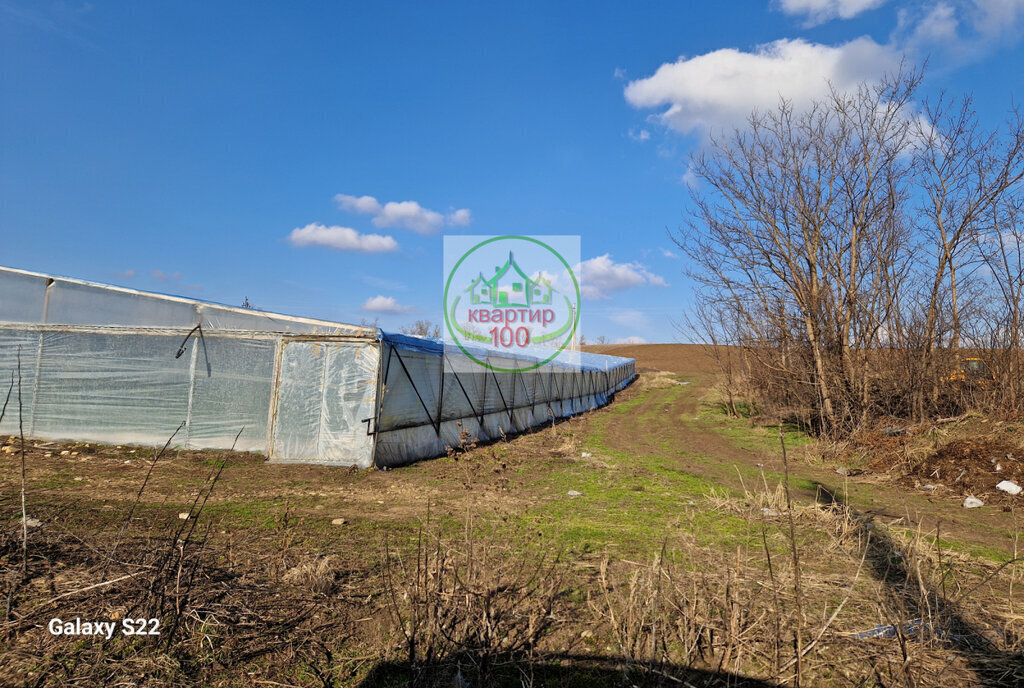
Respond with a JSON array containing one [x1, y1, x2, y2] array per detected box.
[[679, 65, 1024, 435], [382, 517, 567, 685]]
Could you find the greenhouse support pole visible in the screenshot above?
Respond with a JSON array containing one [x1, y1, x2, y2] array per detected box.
[[368, 342, 386, 467], [184, 333, 199, 448], [315, 344, 331, 461], [27, 278, 53, 437], [434, 353, 445, 436], [265, 336, 285, 459]]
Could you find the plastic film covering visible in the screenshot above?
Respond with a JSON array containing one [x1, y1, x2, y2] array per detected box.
[[45, 280, 200, 329], [0, 269, 48, 323], [0, 266, 375, 337], [270, 340, 379, 467], [188, 335, 276, 452], [0, 330, 40, 435], [373, 332, 635, 467], [376, 347, 441, 432], [29, 331, 192, 445], [270, 342, 325, 460]]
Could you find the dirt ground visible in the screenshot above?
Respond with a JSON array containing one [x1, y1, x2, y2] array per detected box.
[[1, 343, 1022, 687], [588, 344, 1023, 557]]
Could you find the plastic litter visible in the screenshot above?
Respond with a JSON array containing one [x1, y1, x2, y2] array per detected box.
[[963, 496, 984, 508], [848, 619, 937, 640], [996, 480, 1022, 496], [567, 490, 583, 497]]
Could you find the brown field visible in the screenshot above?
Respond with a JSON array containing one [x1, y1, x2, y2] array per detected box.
[[1, 344, 1022, 687]]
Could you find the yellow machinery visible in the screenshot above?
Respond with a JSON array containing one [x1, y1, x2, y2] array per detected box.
[[942, 357, 997, 389]]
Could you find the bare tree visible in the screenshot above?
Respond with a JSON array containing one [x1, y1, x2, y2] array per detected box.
[[678, 70, 920, 435], [976, 191, 1024, 411], [909, 97, 1024, 414], [679, 66, 1024, 432], [401, 320, 441, 338]]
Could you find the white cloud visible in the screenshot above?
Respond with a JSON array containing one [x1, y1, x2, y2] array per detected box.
[[448, 208, 473, 226], [908, 3, 960, 45], [609, 309, 651, 329], [150, 269, 183, 282], [361, 295, 414, 314], [659, 248, 679, 259], [374, 200, 444, 233], [147, 269, 201, 292], [614, 336, 648, 344], [628, 128, 651, 142], [577, 255, 668, 300], [117, 269, 136, 279], [333, 193, 472, 234], [895, 0, 1024, 61], [529, 269, 569, 292], [334, 194, 383, 215], [613, 67, 627, 80], [624, 37, 900, 136], [972, 0, 1024, 40], [288, 223, 398, 253], [777, 0, 888, 25]]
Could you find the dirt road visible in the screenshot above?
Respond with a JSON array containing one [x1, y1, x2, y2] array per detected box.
[[589, 343, 1021, 560]]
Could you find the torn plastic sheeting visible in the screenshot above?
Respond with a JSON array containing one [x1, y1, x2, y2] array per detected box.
[[848, 620, 934, 640]]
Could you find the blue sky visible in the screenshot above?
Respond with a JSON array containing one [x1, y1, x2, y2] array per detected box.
[[2, 1, 1023, 343]]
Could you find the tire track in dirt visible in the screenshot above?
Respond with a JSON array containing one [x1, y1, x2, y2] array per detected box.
[[586, 344, 1020, 559]]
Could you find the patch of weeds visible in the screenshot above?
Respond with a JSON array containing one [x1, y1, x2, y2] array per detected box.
[[38, 472, 76, 489], [205, 498, 297, 528], [893, 529, 1014, 564], [696, 400, 813, 452]]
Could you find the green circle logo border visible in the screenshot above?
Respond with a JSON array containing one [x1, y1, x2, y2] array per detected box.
[[443, 235, 581, 372]]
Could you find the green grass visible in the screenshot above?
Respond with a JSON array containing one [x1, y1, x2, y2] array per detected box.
[[37, 472, 77, 489], [504, 385, 780, 556], [693, 391, 814, 453], [204, 497, 303, 528]]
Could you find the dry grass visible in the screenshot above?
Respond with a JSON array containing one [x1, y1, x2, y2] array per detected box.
[[283, 555, 340, 595]]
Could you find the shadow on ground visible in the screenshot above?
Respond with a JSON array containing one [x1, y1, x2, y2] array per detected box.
[[813, 481, 1024, 688], [356, 654, 780, 687]]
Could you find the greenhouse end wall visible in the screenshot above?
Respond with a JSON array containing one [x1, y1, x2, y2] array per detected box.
[[0, 266, 381, 467], [0, 325, 380, 466]]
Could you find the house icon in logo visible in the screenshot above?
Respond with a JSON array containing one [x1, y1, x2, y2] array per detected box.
[[467, 252, 554, 307]]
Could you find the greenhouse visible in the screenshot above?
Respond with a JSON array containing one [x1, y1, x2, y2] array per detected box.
[[0, 266, 635, 467]]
